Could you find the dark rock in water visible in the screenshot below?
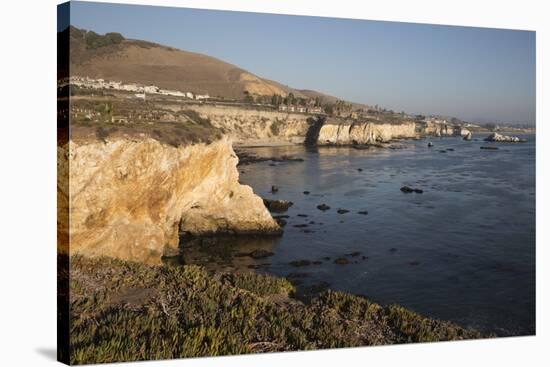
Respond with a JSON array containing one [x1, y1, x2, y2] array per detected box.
[[480, 146, 499, 150], [312, 261, 323, 265], [337, 209, 350, 214], [271, 185, 279, 193], [357, 168, 363, 172], [274, 218, 287, 227], [269, 163, 277, 167], [263, 198, 293, 213], [446, 148, 454, 151], [273, 215, 290, 219], [317, 203, 331, 211], [293, 224, 308, 228], [400, 186, 414, 193], [334, 257, 351, 265], [303, 191, 310, 195], [346, 251, 361, 257], [357, 211, 369, 215], [297, 214, 308, 217], [248, 263, 271, 270], [409, 261, 421, 266], [439, 150, 447, 153], [362, 256, 369, 260], [401, 186, 423, 194], [389, 247, 398, 253], [250, 250, 273, 259], [428, 142, 434, 147], [289, 260, 311, 267], [302, 229, 315, 233]]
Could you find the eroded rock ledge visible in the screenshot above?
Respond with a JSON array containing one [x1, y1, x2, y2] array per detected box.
[[58, 136, 280, 264]]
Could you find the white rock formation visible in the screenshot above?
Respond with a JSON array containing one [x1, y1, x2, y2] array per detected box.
[[58, 136, 280, 264]]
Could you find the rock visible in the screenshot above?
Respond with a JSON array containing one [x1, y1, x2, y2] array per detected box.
[[263, 198, 293, 213], [271, 185, 279, 193], [293, 224, 308, 228], [312, 261, 323, 265], [346, 251, 361, 257], [337, 209, 349, 214], [362, 256, 368, 260], [297, 214, 308, 217], [317, 203, 331, 211], [480, 146, 499, 150], [357, 168, 363, 172], [274, 218, 287, 227], [289, 260, 311, 267], [249, 250, 275, 259], [428, 141, 434, 147], [446, 148, 454, 151], [484, 132, 526, 143], [59, 137, 281, 264], [334, 258, 351, 265], [401, 186, 423, 194], [463, 131, 472, 141], [357, 211, 369, 215], [303, 191, 310, 195], [439, 150, 447, 153]]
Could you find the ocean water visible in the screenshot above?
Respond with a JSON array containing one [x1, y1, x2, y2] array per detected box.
[[178, 134, 536, 336]]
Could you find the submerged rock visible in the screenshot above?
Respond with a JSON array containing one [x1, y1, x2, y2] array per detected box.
[[334, 257, 351, 265], [357, 210, 369, 215], [263, 198, 293, 213], [303, 191, 310, 195], [480, 146, 499, 150], [249, 250, 275, 259], [271, 185, 279, 193], [337, 209, 350, 214], [428, 141, 434, 148], [317, 203, 331, 211], [400, 186, 423, 194], [484, 132, 526, 143], [289, 260, 311, 267]]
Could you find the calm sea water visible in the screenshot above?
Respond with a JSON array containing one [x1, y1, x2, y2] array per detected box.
[[178, 134, 536, 336]]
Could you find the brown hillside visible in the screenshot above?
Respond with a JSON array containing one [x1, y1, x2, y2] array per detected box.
[[67, 26, 366, 106]]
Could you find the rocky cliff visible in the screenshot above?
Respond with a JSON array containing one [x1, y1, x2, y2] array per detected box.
[[316, 121, 417, 145], [183, 105, 312, 144], [58, 136, 280, 264]]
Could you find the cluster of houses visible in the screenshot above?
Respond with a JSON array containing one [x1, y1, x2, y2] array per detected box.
[[278, 104, 324, 114], [61, 76, 210, 101]]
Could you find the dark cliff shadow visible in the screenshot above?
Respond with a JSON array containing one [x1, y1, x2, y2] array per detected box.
[[304, 116, 325, 147]]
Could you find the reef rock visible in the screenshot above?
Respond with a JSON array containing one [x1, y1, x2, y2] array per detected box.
[[484, 132, 526, 143]]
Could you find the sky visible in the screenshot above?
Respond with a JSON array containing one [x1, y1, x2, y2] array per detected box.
[[63, 1, 536, 125]]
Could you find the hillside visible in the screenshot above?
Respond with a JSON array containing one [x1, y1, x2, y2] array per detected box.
[[65, 26, 364, 106]]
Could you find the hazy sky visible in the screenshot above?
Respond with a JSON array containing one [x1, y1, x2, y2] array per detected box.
[[66, 1, 536, 124]]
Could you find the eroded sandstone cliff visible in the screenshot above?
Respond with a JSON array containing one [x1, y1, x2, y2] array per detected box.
[[316, 121, 417, 145], [182, 105, 312, 144], [58, 136, 280, 264]]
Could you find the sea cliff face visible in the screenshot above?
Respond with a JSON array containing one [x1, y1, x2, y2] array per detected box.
[[185, 105, 312, 144], [316, 121, 417, 145], [58, 136, 279, 264]]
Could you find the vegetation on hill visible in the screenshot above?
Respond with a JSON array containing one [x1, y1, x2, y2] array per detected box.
[[65, 255, 482, 365]]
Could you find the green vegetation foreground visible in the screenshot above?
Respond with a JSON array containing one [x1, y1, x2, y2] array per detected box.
[[67, 255, 481, 364]]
